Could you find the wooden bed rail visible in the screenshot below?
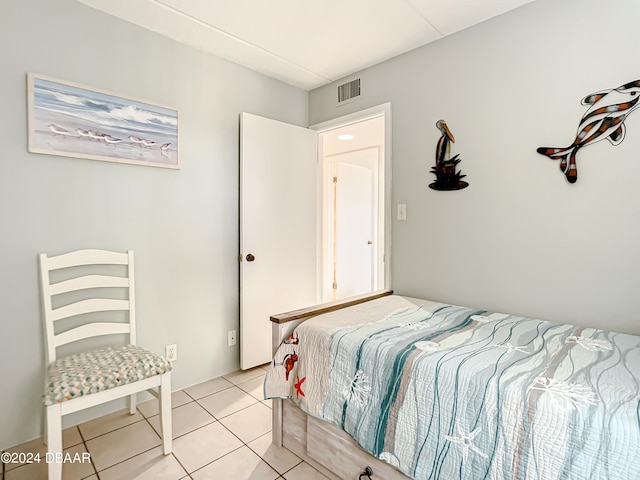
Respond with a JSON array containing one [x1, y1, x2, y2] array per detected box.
[[270, 289, 393, 324]]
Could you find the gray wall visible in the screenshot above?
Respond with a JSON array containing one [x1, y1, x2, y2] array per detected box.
[[310, 0, 640, 336], [0, 0, 307, 449]]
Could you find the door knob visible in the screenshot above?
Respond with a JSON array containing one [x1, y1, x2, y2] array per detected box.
[[246, 253, 255, 262]]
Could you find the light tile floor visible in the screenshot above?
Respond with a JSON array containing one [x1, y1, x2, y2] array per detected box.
[[2, 365, 329, 480]]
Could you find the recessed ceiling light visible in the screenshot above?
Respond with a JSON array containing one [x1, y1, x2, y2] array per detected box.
[[337, 134, 354, 141]]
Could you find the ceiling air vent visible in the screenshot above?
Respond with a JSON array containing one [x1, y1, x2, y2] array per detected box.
[[337, 78, 361, 105]]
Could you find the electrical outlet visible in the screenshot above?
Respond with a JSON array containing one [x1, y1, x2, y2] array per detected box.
[[227, 330, 237, 347], [165, 344, 177, 362]]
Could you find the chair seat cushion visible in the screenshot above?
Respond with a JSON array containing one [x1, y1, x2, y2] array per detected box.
[[44, 345, 172, 405]]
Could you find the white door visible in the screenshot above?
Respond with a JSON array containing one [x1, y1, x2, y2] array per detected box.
[[333, 161, 374, 298], [240, 113, 318, 370]]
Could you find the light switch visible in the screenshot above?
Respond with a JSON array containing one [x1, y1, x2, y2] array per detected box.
[[397, 203, 407, 220]]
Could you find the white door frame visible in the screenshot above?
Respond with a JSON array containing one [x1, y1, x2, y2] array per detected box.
[[310, 103, 392, 299]]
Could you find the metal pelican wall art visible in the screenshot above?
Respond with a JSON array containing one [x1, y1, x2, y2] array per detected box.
[[537, 79, 640, 183], [430, 120, 468, 191]]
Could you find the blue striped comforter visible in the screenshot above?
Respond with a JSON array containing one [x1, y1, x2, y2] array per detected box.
[[265, 296, 640, 479]]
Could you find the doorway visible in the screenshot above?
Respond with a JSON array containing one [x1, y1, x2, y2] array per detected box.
[[239, 104, 391, 369], [314, 111, 388, 302]]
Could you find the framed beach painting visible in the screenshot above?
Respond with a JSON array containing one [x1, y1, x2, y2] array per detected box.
[[27, 73, 179, 169]]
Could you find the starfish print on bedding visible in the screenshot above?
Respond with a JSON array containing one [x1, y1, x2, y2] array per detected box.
[[495, 343, 528, 354], [342, 369, 372, 408], [294, 376, 306, 399], [414, 340, 441, 353], [400, 322, 430, 330], [565, 335, 613, 352], [444, 422, 488, 461], [470, 314, 493, 323], [528, 377, 597, 411]]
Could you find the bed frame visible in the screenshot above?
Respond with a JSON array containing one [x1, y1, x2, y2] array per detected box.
[[270, 289, 412, 480]]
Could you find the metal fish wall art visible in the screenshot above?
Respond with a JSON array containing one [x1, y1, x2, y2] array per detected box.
[[537, 79, 640, 183]]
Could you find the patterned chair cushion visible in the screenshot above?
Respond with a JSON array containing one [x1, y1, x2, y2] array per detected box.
[[44, 344, 172, 405]]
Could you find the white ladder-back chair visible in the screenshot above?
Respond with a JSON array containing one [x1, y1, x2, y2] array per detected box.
[[39, 249, 172, 480]]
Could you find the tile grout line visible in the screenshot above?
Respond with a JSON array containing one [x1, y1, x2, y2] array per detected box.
[[87, 410, 223, 475], [194, 394, 269, 423], [179, 391, 277, 477], [86, 408, 179, 477], [93, 443, 157, 476], [90, 406, 269, 478], [183, 383, 236, 403], [138, 405, 200, 479], [4, 370, 273, 479], [200, 408, 283, 477], [79, 413, 146, 444], [77, 425, 101, 479], [185, 443, 246, 477], [144, 385, 274, 477], [244, 436, 303, 478]]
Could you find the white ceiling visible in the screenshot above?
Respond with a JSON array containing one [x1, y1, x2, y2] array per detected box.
[[77, 0, 535, 91], [323, 116, 386, 157]]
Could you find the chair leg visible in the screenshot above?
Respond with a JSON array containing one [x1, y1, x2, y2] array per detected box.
[[159, 373, 172, 454], [129, 393, 137, 415], [43, 406, 47, 446], [46, 403, 63, 480]]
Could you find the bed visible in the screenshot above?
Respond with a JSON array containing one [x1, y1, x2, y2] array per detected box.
[[265, 290, 640, 480]]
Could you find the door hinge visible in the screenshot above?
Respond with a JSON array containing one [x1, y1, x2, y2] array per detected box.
[[333, 176, 338, 183], [332, 281, 338, 290]]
